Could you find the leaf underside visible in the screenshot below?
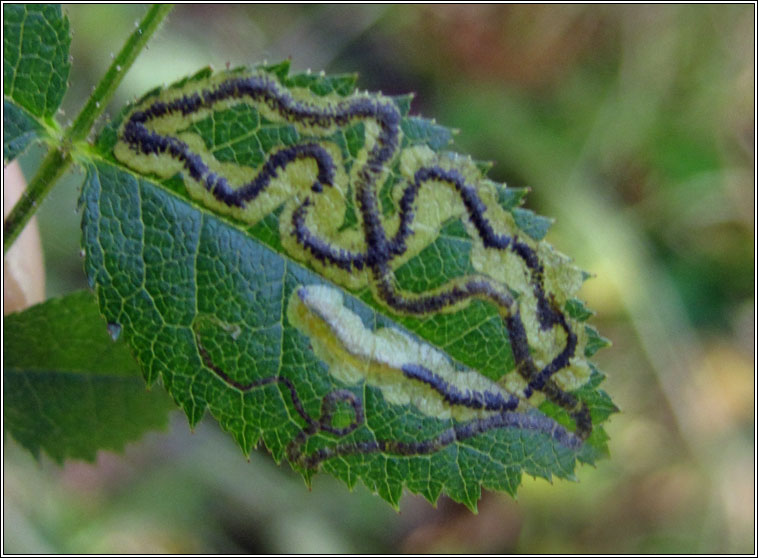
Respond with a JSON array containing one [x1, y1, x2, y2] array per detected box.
[[81, 60, 616, 510], [4, 291, 175, 462]]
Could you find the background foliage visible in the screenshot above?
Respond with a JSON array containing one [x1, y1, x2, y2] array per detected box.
[[5, 4, 754, 553]]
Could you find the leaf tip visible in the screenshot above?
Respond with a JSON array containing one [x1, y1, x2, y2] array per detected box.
[[463, 499, 480, 515]]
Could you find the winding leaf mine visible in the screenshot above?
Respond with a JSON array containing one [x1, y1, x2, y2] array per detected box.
[[82, 61, 615, 509]]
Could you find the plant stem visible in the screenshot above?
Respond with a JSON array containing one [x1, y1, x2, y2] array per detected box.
[[67, 4, 174, 144], [3, 4, 174, 254]]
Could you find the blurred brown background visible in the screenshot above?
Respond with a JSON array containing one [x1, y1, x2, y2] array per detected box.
[[5, 4, 754, 553]]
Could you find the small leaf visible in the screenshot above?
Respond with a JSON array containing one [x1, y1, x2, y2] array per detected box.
[[3, 4, 71, 120], [83, 64, 616, 509], [3, 99, 44, 160], [4, 291, 176, 462]]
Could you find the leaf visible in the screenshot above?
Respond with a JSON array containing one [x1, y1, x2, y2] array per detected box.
[[3, 290, 176, 462], [81, 64, 616, 510], [3, 3, 71, 119], [2, 3, 70, 161], [3, 98, 44, 160]]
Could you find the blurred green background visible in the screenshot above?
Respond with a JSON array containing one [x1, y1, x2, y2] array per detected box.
[[5, 4, 754, 553]]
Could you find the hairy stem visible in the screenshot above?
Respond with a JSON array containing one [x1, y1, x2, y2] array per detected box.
[[4, 4, 174, 253]]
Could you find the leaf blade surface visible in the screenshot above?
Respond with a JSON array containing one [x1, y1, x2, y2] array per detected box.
[[82, 64, 615, 509], [4, 291, 175, 462]]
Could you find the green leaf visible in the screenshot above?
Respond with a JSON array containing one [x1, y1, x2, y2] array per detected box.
[[3, 291, 176, 462], [3, 4, 70, 161], [82, 65, 616, 510], [3, 4, 70, 120], [3, 98, 44, 160]]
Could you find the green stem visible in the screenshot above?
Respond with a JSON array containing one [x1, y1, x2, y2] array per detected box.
[[3, 149, 70, 250], [3, 4, 174, 254], [67, 4, 174, 144]]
